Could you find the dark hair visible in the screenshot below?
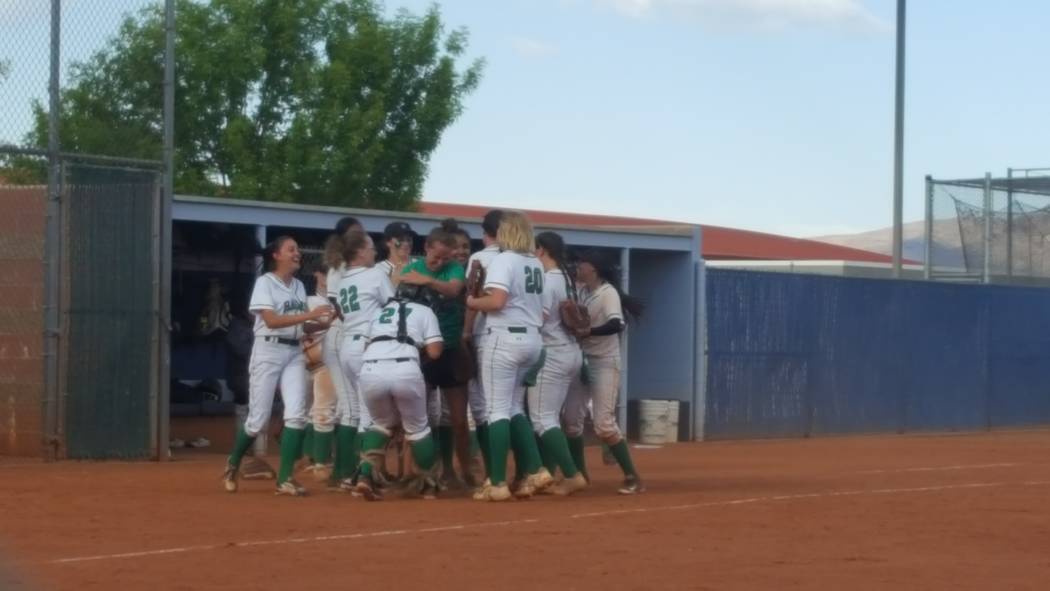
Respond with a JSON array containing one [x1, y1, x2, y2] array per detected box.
[[335, 216, 362, 235], [441, 218, 470, 243], [262, 235, 296, 273], [482, 210, 504, 239], [576, 249, 644, 322], [536, 231, 575, 298], [426, 222, 459, 248]]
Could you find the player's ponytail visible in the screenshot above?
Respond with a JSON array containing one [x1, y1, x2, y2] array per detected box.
[[576, 249, 645, 323], [536, 231, 576, 300]]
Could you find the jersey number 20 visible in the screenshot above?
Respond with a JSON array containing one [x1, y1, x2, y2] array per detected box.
[[340, 286, 360, 313], [524, 267, 544, 294]]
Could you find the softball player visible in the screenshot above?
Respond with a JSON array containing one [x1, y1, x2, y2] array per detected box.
[[467, 211, 553, 501], [328, 230, 395, 489], [376, 221, 415, 287], [354, 285, 445, 501], [461, 209, 504, 480], [528, 231, 587, 496], [222, 236, 333, 496], [299, 266, 338, 481], [314, 217, 365, 487], [436, 222, 474, 484], [563, 249, 646, 495]]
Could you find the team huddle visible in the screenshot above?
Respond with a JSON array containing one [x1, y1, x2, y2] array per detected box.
[[221, 209, 645, 501]]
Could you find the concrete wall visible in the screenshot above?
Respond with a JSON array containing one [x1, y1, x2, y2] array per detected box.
[[0, 187, 46, 456]]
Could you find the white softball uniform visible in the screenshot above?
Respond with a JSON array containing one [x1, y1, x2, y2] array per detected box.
[[244, 273, 309, 435], [564, 282, 625, 443], [329, 266, 395, 429], [359, 301, 443, 441], [467, 244, 501, 424], [314, 267, 352, 432], [528, 269, 583, 434], [479, 252, 544, 424]]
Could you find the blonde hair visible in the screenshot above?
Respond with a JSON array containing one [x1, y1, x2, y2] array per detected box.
[[496, 211, 535, 254]]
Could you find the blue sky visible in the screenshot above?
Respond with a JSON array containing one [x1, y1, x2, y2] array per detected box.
[[2, 0, 1049, 237]]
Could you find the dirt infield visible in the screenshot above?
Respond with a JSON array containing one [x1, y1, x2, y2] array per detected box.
[[2, 429, 1049, 591]]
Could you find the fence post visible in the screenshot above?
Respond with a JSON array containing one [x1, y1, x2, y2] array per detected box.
[[157, 0, 175, 461], [691, 225, 707, 441], [41, 0, 63, 461], [1005, 168, 1013, 279], [982, 172, 992, 284], [924, 176, 933, 280], [619, 247, 630, 438]]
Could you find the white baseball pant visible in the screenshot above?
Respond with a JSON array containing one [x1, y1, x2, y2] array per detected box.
[[563, 354, 622, 443], [244, 339, 308, 435], [479, 329, 543, 423], [311, 321, 349, 433], [338, 335, 370, 429], [528, 343, 583, 435], [359, 360, 431, 442]]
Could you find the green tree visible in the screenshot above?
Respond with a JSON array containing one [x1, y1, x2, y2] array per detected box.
[[16, 0, 483, 209]]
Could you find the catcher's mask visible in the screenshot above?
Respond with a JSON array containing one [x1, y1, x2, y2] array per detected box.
[[394, 282, 440, 309]]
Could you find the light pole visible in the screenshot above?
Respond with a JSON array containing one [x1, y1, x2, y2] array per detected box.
[[892, 0, 906, 278]]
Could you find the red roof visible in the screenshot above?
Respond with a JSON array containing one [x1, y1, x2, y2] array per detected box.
[[419, 201, 899, 264]]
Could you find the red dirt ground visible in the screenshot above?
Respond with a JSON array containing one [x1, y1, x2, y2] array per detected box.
[[2, 429, 1049, 591]]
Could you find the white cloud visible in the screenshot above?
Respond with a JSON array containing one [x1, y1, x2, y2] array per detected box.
[[510, 36, 560, 58], [593, 0, 890, 33]]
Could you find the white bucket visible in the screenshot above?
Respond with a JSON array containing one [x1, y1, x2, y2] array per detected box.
[[639, 400, 671, 445], [665, 400, 680, 443]]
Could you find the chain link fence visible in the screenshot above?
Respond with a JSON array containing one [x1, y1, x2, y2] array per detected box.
[[1, 0, 171, 459], [926, 170, 1050, 286]]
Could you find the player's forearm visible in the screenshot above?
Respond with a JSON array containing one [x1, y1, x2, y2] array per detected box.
[[259, 310, 314, 330], [427, 278, 464, 298], [468, 291, 506, 313], [585, 318, 623, 337]]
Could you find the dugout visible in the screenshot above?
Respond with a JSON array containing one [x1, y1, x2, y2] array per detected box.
[[165, 195, 704, 457]]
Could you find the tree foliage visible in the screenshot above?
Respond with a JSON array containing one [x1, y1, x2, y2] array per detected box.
[[11, 0, 483, 209]]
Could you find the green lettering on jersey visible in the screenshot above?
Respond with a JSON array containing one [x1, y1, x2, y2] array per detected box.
[[524, 267, 544, 294], [282, 300, 306, 314], [339, 286, 360, 313], [378, 307, 412, 324]]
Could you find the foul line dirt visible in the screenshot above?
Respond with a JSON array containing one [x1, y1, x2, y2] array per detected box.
[[49, 479, 1050, 566]]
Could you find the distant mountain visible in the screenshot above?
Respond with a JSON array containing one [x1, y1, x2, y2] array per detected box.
[[812, 220, 966, 268]]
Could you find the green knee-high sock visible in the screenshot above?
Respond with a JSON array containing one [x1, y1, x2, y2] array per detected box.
[[358, 430, 389, 477], [313, 428, 334, 466], [476, 423, 491, 479], [436, 426, 454, 474], [469, 429, 480, 457], [541, 428, 578, 478], [567, 436, 588, 481], [228, 425, 256, 468], [301, 424, 315, 462], [276, 427, 307, 484], [332, 425, 356, 481], [411, 434, 438, 473], [509, 414, 542, 475], [537, 433, 557, 475], [609, 439, 638, 478], [487, 419, 511, 486]]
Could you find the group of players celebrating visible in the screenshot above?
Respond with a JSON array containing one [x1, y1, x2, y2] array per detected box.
[[221, 209, 645, 501]]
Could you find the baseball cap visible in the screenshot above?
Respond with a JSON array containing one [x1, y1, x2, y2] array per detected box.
[[383, 221, 415, 242]]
